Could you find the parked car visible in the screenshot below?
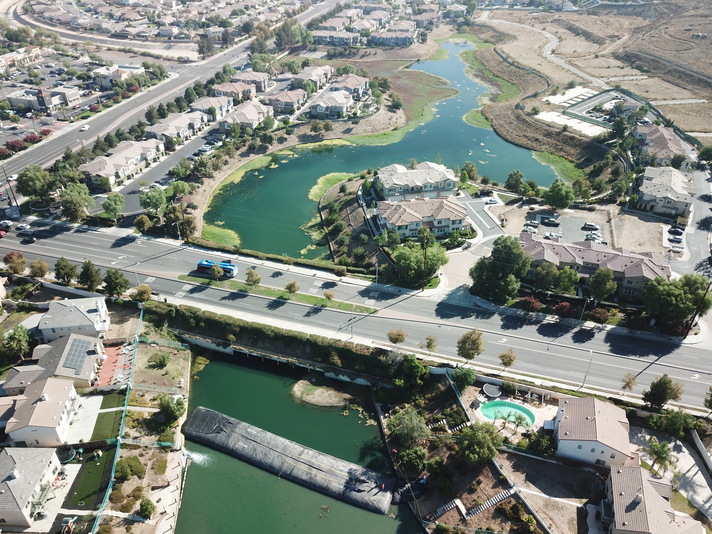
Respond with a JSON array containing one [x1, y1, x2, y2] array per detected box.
[[582, 222, 600, 231], [545, 232, 562, 239], [586, 232, 602, 239], [0, 230, 6, 238], [0, 220, 13, 230], [525, 220, 539, 228], [523, 226, 537, 233], [16, 224, 31, 232], [668, 227, 683, 236], [485, 198, 497, 205], [541, 217, 560, 227], [668, 236, 683, 244]]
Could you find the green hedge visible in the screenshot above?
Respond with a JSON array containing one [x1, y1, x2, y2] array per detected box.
[[143, 301, 395, 378]]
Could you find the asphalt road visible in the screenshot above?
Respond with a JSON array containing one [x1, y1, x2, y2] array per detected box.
[[1, 222, 710, 410]]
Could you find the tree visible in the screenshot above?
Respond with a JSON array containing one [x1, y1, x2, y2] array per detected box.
[[210, 264, 224, 281], [102, 193, 125, 224], [644, 274, 712, 324], [504, 169, 525, 194], [139, 188, 167, 216], [145, 106, 159, 125], [543, 180, 575, 209], [422, 335, 437, 354], [556, 266, 579, 295], [589, 267, 617, 303], [245, 268, 261, 288], [621, 373, 637, 394], [3, 251, 26, 274], [16, 164, 56, 203], [78, 260, 102, 291], [285, 280, 299, 296], [705, 386, 712, 416], [386, 406, 429, 447], [157, 102, 169, 119], [132, 284, 153, 302], [29, 259, 48, 279], [499, 348, 516, 370], [387, 329, 407, 346], [399, 446, 427, 474], [54, 257, 77, 284], [103, 269, 130, 297], [643, 374, 683, 411], [457, 329, 483, 360], [643, 436, 676, 475], [323, 290, 334, 302], [469, 236, 531, 302], [670, 154, 686, 170], [60, 183, 95, 221], [699, 145, 712, 162], [393, 242, 448, 286], [534, 261, 559, 291], [138, 498, 156, 519], [134, 214, 153, 234], [157, 394, 185, 425], [459, 423, 504, 466], [451, 367, 476, 390], [3, 325, 30, 359]]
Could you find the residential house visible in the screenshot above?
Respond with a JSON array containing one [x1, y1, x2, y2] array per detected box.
[[633, 124, 693, 171], [6, 377, 78, 447], [3, 334, 105, 395], [37, 297, 111, 343], [219, 100, 273, 131], [311, 30, 361, 46], [341, 8, 364, 21], [350, 19, 380, 33], [444, 4, 468, 17], [309, 90, 355, 119], [231, 71, 270, 92], [600, 466, 704, 534], [318, 16, 349, 31], [552, 397, 638, 468], [411, 11, 440, 28], [293, 65, 334, 90], [78, 139, 164, 186], [0, 448, 62, 528], [370, 28, 416, 46], [212, 81, 255, 101], [266, 89, 307, 114], [92, 64, 145, 90], [373, 161, 458, 201], [636, 166, 693, 220], [365, 9, 390, 26], [377, 196, 472, 239], [519, 232, 670, 301], [145, 111, 208, 142], [331, 74, 370, 100], [356, 2, 392, 14], [190, 96, 233, 120]]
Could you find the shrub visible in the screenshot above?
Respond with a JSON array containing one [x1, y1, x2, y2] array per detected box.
[[138, 498, 156, 519], [553, 301, 577, 318], [589, 308, 609, 324], [109, 487, 124, 504], [115, 456, 146, 481], [520, 296, 541, 312], [97, 523, 113, 534], [119, 498, 136, 513]]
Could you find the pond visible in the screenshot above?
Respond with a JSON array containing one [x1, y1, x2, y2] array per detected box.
[[205, 40, 556, 258]]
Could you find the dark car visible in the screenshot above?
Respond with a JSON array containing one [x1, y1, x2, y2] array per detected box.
[[668, 236, 683, 244], [541, 217, 560, 227], [668, 227, 683, 236]]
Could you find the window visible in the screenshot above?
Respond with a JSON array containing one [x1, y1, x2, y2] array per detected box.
[[595, 459, 606, 466], [577, 445, 582, 450], [590, 448, 596, 453], [610, 454, 616, 459]]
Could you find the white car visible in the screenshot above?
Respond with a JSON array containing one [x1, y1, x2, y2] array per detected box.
[[485, 198, 497, 205], [16, 224, 31, 232], [523, 226, 537, 233], [79, 125, 90, 132], [8, 174, 18, 181], [0, 220, 12, 229]]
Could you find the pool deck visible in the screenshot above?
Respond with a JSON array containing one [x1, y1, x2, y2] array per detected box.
[[471, 395, 558, 430]]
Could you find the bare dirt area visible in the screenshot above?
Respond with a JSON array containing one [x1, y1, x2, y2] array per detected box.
[[499, 451, 604, 534], [132, 342, 190, 391], [291, 374, 361, 407], [573, 56, 643, 79], [105, 303, 141, 340], [618, 76, 700, 100], [649, 102, 712, 133]]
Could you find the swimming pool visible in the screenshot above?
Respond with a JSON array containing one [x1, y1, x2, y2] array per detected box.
[[480, 400, 536, 426]]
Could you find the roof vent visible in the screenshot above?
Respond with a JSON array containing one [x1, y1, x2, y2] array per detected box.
[[623, 522, 628, 526], [617, 469, 622, 474], [634, 493, 643, 503], [40, 392, 48, 401], [9, 469, 18, 480], [620, 492, 624, 496]]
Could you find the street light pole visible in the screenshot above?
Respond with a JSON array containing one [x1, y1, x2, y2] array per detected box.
[[134, 262, 140, 286], [579, 297, 593, 323], [581, 350, 593, 388]]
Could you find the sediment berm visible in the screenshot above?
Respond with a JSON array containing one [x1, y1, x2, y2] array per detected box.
[[182, 406, 395, 514]]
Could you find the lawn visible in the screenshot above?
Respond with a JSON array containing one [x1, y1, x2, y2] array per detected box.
[[534, 152, 586, 183], [91, 410, 123, 441], [671, 490, 712, 534], [66, 447, 117, 509], [177, 275, 377, 314], [100, 392, 127, 410], [308, 172, 355, 201], [463, 108, 492, 130]]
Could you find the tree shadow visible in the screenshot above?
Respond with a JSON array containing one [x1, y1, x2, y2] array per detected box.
[[357, 286, 402, 301], [536, 321, 575, 339], [571, 328, 596, 344], [602, 331, 679, 357], [304, 306, 323, 317], [266, 298, 288, 310], [698, 193, 712, 203], [321, 281, 337, 289], [110, 235, 138, 248], [434, 299, 495, 320], [187, 284, 210, 294], [271, 271, 283, 278], [219, 291, 248, 301], [500, 314, 528, 331], [696, 215, 712, 231]]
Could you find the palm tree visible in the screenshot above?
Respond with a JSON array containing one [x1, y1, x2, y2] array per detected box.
[[512, 412, 529, 434], [643, 436, 677, 476]]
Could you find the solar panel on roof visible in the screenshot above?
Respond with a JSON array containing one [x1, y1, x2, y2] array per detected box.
[[63, 338, 93, 375]]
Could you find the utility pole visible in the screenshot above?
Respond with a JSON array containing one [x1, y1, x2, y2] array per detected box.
[[1, 166, 19, 211], [684, 277, 712, 338]]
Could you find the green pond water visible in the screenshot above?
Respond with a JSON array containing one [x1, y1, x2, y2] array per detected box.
[[206, 40, 557, 258], [175, 357, 423, 534]]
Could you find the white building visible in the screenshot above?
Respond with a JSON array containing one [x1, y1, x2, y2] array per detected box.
[[377, 196, 472, 239], [6, 377, 78, 447], [0, 448, 61, 527], [553, 397, 638, 468], [37, 297, 110, 343], [373, 161, 458, 201]]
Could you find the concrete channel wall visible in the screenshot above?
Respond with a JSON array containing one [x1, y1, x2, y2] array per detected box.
[[182, 407, 395, 514]]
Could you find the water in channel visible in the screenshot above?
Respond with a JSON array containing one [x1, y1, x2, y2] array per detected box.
[[175, 357, 423, 534], [206, 40, 556, 258]]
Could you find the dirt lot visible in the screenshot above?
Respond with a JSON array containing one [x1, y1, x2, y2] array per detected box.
[[490, 200, 665, 254]]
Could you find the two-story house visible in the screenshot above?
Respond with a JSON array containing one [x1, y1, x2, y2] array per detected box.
[[212, 81, 255, 102], [377, 196, 472, 239], [190, 96, 234, 121], [331, 74, 370, 100], [78, 139, 164, 186], [37, 297, 110, 343], [633, 124, 693, 171], [636, 166, 693, 220], [219, 100, 273, 131], [266, 89, 307, 114], [309, 90, 355, 119], [373, 161, 458, 201], [231, 71, 270, 92], [293, 65, 334, 90]]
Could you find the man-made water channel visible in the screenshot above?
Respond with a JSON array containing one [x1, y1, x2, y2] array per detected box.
[[206, 40, 557, 258], [175, 358, 422, 534]]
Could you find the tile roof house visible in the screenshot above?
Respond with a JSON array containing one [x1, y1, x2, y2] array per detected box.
[[212, 81, 255, 101], [145, 111, 208, 142], [38, 298, 110, 343], [377, 196, 472, 239], [519, 232, 670, 301], [218, 100, 273, 131], [317, 16, 349, 31], [633, 125, 693, 171], [0, 448, 62, 527], [92, 64, 145, 90], [373, 161, 458, 201], [636, 166, 693, 220], [6, 377, 79, 446], [600, 466, 704, 534], [190, 96, 233, 120], [553, 397, 638, 468], [231, 71, 270, 92], [78, 139, 165, 186], [331, 74, 370, 99], [370, 28, 416, 46], [293, 65, 334, 89], [3, 334, 105, 395], [309, 90, 355, 119], [311, 30, 361, 46], [266, 89, 307, 114]]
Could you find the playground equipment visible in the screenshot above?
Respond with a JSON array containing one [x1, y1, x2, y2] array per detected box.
[[61, 517, 78, 533]]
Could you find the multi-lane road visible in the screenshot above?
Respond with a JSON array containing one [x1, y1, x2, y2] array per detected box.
[[1, 220, 710, 410]]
